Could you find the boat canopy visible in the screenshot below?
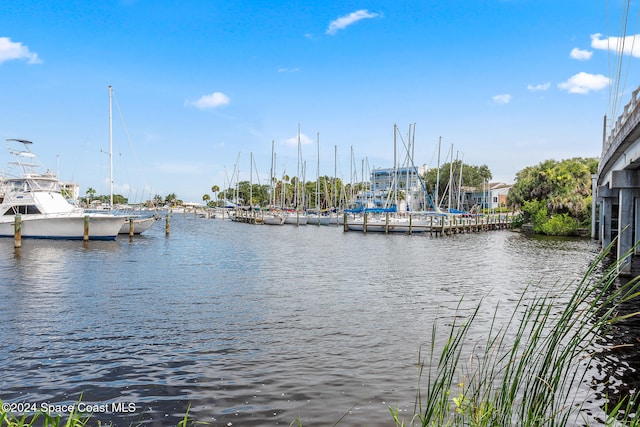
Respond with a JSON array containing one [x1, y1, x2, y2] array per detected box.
[[366, 207, 397, 213]]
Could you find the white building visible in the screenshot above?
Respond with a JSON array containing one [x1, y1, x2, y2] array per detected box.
[[354, 165, 430, 212]]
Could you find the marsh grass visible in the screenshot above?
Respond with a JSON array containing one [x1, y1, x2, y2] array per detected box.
[[398, 243, 640, 427]]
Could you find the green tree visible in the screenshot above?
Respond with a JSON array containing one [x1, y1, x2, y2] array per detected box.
[[165, 193, 178, 206], [151, 194, 164, 206], [85, 187, 96, 204], [508, 157, 597, 235], [211, 185, 220, 207], [422, 162, 492, 203]]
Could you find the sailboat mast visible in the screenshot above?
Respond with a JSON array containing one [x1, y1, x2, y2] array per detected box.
[[393, 123, 398, 211], [435, 136, 441, 210], [457, 152, 464, 211], [316, 132, 320, 212], [108, 85, 114, 208], [448, 144, 454, 213], [333, 145, 337, 210], [269, 140, 275, 207], [350, 146, 354, 207], [296, 124, 301, 210]]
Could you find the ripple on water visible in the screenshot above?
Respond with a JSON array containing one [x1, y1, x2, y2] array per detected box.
[[0, 218, 605, 425]]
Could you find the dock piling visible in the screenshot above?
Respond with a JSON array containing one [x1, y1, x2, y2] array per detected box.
[[14, 214, 21, 248], [84, 215, 90, 241]]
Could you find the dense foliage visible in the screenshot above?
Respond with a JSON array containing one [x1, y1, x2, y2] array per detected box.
[[508, 157, 598, 235]]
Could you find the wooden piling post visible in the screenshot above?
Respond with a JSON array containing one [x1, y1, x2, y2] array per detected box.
[[14, 214, 21, 248], [84, 215, 90, 241], [409, 214, 413, 235], [429, 215, 433, 236], [385, 212, 389, 234], [166, 213, 171, 235], [343, 213, 348, 232], [129, 217, 134, 237], [363, 213, 368, 234]]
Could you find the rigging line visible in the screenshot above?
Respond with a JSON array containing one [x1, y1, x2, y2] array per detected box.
[[614, 1, 632, 121], [619, 8, 640, 119], [606, 0, 612, 123], [112, 90, 148, 201], [607, 0, 621, 127], [611, 0, 632, 127]]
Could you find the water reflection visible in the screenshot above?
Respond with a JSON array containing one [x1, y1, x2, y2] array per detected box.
[[0, 219, 608, 426], [585, 255, 640, 423]]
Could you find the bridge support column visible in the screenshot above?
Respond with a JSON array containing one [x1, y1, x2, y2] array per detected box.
[[611, 170, 640, 275], [591, 174, 598, 239], [618, 188, 634, 274], [598, 185, 616, 249]]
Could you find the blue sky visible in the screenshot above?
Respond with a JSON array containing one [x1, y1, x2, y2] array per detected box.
[[1, 0, 637, 203]]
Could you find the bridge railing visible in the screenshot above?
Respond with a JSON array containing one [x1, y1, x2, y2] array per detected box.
[[600, 84, 640, 175]]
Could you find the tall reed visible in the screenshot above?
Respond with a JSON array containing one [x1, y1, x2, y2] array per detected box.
[[401, 243, 640, 427]]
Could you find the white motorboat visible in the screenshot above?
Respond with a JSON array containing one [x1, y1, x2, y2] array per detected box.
[[0, 139, 126, 240]]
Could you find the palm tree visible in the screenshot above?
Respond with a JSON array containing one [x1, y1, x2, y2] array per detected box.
[[211, 185, 220, 207], [202, 194, 211, 207], [165, 193, 178, 207], [85, 187, 96, 205]]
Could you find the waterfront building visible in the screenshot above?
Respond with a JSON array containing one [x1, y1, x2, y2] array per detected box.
[[352, 165, 429, 212]]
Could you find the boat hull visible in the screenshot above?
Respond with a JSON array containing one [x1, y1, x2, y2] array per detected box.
[[118, 216, 158, 234], [263, 215, 285, 225], [0, 213, 126, 240], [283, 213, 307, 225]]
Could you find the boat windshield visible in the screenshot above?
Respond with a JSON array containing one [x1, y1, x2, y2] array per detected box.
[[7, 178, 60, 193]]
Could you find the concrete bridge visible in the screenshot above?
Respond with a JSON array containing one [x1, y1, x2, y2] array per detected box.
[[596, 85, 640, 274]]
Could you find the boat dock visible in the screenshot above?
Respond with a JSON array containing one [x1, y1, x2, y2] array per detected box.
[[342, 213, 513, 235]]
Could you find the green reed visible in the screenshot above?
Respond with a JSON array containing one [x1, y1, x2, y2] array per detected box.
[[395, 242, 640, 427]]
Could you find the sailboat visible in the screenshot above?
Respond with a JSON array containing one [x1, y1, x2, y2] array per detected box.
[[345, 124, 441, 233], [306, 133, 323, 225], [283, 125, 308, 225], [262, 140, 285, 225], [104, 86, 159, 234]]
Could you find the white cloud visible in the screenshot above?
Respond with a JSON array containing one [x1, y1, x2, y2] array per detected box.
[[591, 33, 640, 57], [492, 94, 512, 104], [189, 92, 230, 110], [0, 37, 41, 64], [283, 132, 314, 147], [326, 10, 380, 35], [558, 72, 610, 94], [527, 82, 551, 92], [570, 47, 592, 60]]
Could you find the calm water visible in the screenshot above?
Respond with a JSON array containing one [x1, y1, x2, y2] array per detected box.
[[0, 215, 620, 426]]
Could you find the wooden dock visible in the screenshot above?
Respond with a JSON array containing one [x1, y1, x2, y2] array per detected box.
[[342, 213, 513, 235], [232, 209, 264, 224]]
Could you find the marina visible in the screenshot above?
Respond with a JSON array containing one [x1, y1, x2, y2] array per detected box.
[[0, 215, 624, 426]]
